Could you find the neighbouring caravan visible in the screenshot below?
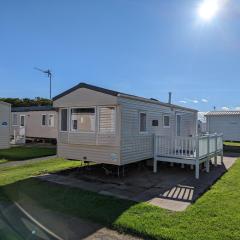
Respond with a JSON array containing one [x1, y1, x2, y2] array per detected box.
[[206, 111, 240, 141], [53, 83, 198, 166], [11, 106, 58, 144], [0, 101, 11, 149]]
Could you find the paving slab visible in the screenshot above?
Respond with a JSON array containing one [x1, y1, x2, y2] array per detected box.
[[37, 156, 237, 212]]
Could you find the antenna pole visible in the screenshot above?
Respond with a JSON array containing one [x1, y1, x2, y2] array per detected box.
[[50, 72, 52, 100]]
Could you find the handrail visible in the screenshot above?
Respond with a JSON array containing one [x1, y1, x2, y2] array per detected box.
[[154, 134, 223, 159]]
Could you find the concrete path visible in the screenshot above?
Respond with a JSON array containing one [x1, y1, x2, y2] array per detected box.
[[38, 156, 237, 212], [0, 155, 57, 168], [0, 195, 141, 240]]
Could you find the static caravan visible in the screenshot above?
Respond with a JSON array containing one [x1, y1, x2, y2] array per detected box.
[[53, 83, 198, 168], [0, 101, 11, 149], [206, 111, 240, 141], [11, 106, 58, 144]]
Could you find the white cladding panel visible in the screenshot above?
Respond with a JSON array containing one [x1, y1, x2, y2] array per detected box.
[[54, 87, 197, 165], [0, 102, 10, 149], [57, 143, 120, 165], [207, 115, 240, 141], [118, 97, 197, 164], [53, 88, 117, 107]]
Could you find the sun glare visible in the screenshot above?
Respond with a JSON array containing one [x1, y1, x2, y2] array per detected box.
[[197, 0, 220, 21]]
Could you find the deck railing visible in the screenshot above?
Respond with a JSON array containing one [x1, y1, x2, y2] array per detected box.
[[154, 133, 223, 159]]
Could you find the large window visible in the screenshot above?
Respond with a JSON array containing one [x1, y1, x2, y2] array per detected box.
[[99, 107, 116, 133], [42, 114, 47, 126], [12, 114, 18, 125], [139, 112, 147, 133], [61, 109, 68, 131], [48, 114, 54, 127], [71, 108, 95, 132], [163, 115, 170, 128]]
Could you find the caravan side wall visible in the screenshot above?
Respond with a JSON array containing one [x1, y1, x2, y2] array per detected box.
[[0, 102, 10, 149], [118, 97, 197, 165], [11, 111, 58, 139], [207, 115, 240, 141], [54, 88, 121, 165]]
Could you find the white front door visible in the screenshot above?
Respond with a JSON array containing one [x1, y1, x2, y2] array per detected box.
[[19, 115, 26, 137]]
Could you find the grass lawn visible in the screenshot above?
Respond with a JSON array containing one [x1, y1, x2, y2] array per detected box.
[[1, 158, 240, 239], [0, 146, 56, 161], [224, 141, 240, 147]]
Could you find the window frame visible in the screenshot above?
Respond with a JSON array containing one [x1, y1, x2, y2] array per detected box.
[[98, 106, 117, 134], [60, 108, 68, 132], [20, 115, 25, 127], [70, 106, 96, 133], [139, 111, 147, 133], [176, 114, 181, 136], [48, 114, 55, 127], [41, 114, 47, 126], [163, 115, 170, 128], [12, 113, 18, 126]]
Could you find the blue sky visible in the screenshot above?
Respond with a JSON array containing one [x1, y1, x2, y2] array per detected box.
[[0, 0, 239, 111]]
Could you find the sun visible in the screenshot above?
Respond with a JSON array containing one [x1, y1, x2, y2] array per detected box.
[[197, 0, 220, 21]]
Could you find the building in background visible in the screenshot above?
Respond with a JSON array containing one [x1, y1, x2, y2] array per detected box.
[[198, 112, 207, 134], [0, 101, 11, 149], [205, 111, 240, 141], [11, 106, 58, 144]]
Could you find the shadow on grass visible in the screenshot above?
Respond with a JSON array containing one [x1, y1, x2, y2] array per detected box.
[[0, 177, 147, 240]]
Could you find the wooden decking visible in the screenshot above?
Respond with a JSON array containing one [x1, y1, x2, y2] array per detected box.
[[153, 134, 223, 179]]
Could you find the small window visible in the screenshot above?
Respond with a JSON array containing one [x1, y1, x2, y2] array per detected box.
[[42, 114, 47, 126], [72, 120, 78, 130], [61, 109, 68, 131], [139, 112, 147, 132], [70, 108, 95, 132], [48, 114, 54, 127], [13, 114, 18, 125], [99, 107, 116, 133], [152, 120, 158, 126], [20, 115, 25, 127], [163, 115, 170, 128]]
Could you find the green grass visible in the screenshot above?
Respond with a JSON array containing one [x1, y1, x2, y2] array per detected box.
[[224, 141, 240, 147], [0, 159, 7, 164], [1, 158, 240, 239], [0, 146, 56, 161], [0, 158, 82, 187]]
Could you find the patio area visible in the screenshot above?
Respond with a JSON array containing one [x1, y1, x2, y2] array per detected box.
[[38, 155, 236, 211]]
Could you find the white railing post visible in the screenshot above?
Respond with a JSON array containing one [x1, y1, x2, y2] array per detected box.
[[153, 134, 157, 173], [206, 135, 210, 173], [214, 134, 218, 166], [195, 136, 200, 179]]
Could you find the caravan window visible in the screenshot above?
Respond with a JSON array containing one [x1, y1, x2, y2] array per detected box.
[[70, 108, 95, 132], [139, 112, 147, 133], [20, 115, 25, 127], [61, 109, 68, 131], [13, 114, 18, 125], [99, 107, 116, 133], [163, 115, 170, 128], [48, 114, 54, 127], [42, 114, 47, 126]]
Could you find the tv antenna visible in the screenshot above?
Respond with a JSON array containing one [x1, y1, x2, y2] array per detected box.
[[34, 67, 53, 99]]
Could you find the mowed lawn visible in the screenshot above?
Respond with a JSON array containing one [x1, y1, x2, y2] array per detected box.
[[224, 141, 240, 147], [1, 158, 240, 239], [0, 146, 56, 161]]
